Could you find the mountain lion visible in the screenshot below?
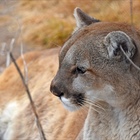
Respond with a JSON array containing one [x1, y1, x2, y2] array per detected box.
[[0, 7, 140, 140]]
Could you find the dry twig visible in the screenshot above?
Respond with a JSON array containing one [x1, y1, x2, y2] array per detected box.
[[10, 52, 46, 140]]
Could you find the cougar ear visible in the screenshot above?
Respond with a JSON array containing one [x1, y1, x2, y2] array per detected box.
[[104, 31, 136, 60], [73, 7, 100, 31]]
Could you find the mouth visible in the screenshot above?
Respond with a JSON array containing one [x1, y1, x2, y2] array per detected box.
[[60, 96, 83, 111]]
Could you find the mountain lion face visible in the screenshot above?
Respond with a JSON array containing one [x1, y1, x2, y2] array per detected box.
[[50, 8, 139, 111]]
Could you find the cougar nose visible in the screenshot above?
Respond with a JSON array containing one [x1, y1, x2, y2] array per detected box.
[[50, 81, 64, 97]]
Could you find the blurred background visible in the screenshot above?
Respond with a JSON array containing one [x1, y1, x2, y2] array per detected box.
[[0, 0, 140, 73]]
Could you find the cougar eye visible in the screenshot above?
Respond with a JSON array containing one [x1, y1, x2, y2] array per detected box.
[[71, 66, 86, 74], [76, 66, 86, 74]]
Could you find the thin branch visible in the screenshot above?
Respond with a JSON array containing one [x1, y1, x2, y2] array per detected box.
[[129, 0, 136, 37], [3, 1, 46, 138], [20, 43, 28, 84], [10, 52, 46, 140], [120, 46, 140, 71], [130, 0, 133, 26], [0, 42, 7, 56], [6, 38, 15, 67]]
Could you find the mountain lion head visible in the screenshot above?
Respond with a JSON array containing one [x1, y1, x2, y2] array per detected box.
[[50, 7, 140, 112], [1, 7, 140, 140]]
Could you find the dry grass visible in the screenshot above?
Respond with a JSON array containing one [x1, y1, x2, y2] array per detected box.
[[11, 0, 140, 48]]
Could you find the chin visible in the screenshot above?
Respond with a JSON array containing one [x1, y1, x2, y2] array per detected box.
[[61, 96, 80, 112]]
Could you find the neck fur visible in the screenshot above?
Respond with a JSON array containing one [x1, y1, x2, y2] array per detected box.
[[82, 97, 140, 140]]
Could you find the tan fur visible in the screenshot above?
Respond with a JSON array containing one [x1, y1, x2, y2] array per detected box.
[[0, 48, 87, 140], [0, 8, 140, 140], [51, 8, 140, 140]]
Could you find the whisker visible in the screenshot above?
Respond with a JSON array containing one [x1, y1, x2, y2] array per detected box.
[[86, 96, 103, 101], [80, 98, 97, 112], [77, 97, 104, 112], [83, 100, 105, 111], [85, 98, 105, 108], [77, 103, 88, 116], [82, 103, 90, 110], [84, 104, 100, 114]]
